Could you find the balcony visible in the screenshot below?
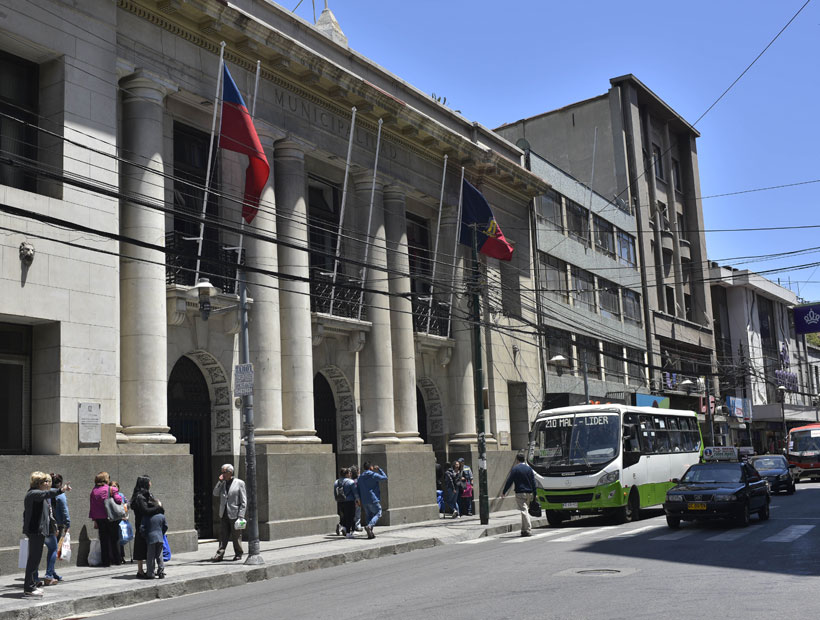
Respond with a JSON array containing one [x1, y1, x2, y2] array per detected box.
[[679, 238, 691, 261], [412, 296, 450, 337], [165, 231, 243, 294], [310, 269, 367, 321]]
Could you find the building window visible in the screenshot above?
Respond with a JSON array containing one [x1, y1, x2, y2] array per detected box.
[[169, 122, 226, 290], [0, 322, 31, 455], [565, 200, 590, 246], [603, 341, 625, 383], [593, 215, 616, 258], [576, 335, 600, 380], [672, 158, 682, 191], [407, 213, 431, 297], [652, 144, 664, 181], [617, 230, 637, 268], [0, 50, 39, 192], [536, 189, 563, 232], [623, 289, 642, 324], [684, 293, 693, 322], [500, 246, 523, 319], [677, 213, 687, 241], [571, 266, 595, 312], [599, 279, 620, 320], [546, 327, 573, 372], [666, 286, 676, 316], [539, 253, 568, 304], [627, 347, 645, 387]]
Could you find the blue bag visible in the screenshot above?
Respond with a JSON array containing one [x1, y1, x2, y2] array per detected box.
[[162, 534, 171, 562], [119, 520, 134, 545]]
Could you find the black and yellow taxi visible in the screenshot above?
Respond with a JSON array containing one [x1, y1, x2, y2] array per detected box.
[[663, 460, 770, 528]]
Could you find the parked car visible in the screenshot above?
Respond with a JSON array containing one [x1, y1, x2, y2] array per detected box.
[[749, 455, 796, 495], [663, 461, 770, 528]]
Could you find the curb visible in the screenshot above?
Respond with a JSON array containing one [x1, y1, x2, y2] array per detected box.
[[2, 537, 443, 620]]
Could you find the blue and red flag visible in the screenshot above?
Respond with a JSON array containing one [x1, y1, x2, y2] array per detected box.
[[220, 65, 269, 224], [459, 179, 514, 261]]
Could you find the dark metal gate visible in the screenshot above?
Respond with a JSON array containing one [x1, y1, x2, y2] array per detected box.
[[313, 373, 337, 453], [168, 356, 213, 538]]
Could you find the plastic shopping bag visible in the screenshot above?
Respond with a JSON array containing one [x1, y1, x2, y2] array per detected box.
[[88, 538, 102, 566], [119, 520, 134, 544], [162, 534, 171, 562], [18, 538, 28, 569], [58, 532, 72, 561]]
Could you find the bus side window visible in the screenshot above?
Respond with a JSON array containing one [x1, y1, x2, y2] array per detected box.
[[639, 415, 655, 454], [623, 424, 640, 453]]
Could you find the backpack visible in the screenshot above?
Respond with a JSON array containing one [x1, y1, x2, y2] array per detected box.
[[334, 480, 347, 502]]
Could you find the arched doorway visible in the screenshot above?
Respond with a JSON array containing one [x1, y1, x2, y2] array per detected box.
[[168, 356, 213, 538], [313, 373, 337, 453], [416, 387, 429, 443]]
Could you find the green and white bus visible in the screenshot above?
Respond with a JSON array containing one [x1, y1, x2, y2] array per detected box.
[[529, 404, 703, 526]]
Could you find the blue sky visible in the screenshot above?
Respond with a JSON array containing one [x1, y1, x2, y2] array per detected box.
[[290, 1, 820, 301]]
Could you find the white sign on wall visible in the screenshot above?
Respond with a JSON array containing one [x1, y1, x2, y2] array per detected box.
[[78, 402, 101, 445]]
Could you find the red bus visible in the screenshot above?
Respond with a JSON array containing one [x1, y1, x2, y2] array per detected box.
[[786, 423, 820, 482]]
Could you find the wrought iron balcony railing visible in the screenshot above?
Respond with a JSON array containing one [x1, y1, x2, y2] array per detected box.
[[310, 269, 367, 321], [165, 231, 243, 295]]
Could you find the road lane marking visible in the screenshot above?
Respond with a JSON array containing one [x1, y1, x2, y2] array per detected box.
[[763, 525, 815, 543], [458, 537, 495, 544], [706, 529, 753, 542], [503, 530, 566, 544], [550, 527, 618, 542], [610, 525, 662, 538], [651, 530, 694, 540]]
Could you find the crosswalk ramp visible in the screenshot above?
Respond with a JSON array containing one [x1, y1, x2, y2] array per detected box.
[[457, 520, 817, 546]]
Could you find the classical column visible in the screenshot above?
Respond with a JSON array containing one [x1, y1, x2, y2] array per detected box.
[[119, 71, 175, 444], [356, 174, 399, 444], [384, 186, 422, 443], [246, 131, 285, 442], [274, 139, 319, 442]]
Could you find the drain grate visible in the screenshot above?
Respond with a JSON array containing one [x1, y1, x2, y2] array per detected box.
[[576, 569, 621, 575]]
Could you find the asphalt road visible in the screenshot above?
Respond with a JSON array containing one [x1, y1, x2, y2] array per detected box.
[[95, 483, 820, 620]]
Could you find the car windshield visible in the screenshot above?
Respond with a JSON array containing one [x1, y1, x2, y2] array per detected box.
[[531, 413, 620, 472], [681, 464, 742, 484], [790, 430, 820, 453], [751, 456, 786, 470]]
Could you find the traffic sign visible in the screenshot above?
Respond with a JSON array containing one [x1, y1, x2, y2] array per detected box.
[[234, 363, 254, 396]]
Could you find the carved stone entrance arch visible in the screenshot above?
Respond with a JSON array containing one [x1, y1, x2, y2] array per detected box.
[[181, 350, 234, 455], [316, 365, 358, 454], [418, 376, 445, 460]]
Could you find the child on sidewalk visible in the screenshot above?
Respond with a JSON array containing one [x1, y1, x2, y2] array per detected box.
[[140, 510, 168, 579]]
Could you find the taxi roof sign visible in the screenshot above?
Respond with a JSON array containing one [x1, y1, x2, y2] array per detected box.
[[703, 446, 738, 462]]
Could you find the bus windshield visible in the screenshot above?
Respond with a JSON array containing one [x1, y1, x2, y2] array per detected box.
[[531, 413, 620, 474], [790, 429, 820, 454]]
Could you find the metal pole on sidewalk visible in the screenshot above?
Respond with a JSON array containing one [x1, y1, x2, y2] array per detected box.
[[471, 225, 489, 525], [238, 269, 263, 565]]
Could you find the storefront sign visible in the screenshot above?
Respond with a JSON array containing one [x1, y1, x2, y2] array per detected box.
[[793, 303, 820, 335], [726, 396, 752, 421], [635, 393, 670, 408]]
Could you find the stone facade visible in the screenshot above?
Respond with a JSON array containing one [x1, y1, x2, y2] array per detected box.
[[0, 0, 544, 571]]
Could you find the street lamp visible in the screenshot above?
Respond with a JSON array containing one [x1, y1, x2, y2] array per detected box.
[[187, 276, 263, 565], [777, 385, 787, 453], [550, 354, 589, 404]]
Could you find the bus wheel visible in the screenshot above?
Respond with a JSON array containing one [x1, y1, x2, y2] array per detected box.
[[614, 491, 640, 524], [546, 512, 565, 527], [665, 514, 681, 529]]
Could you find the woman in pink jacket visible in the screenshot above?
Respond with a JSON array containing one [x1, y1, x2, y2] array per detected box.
[[88, 472, 123, 567]]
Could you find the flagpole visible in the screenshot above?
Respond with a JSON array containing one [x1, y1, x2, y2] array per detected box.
[[194, 41, 226, 283], [357, 118, 383, 321], [234, 59, 262, 294], [426, 154, 448, 334], [328, 106, 357, 316], [446, 167, 465, 338]]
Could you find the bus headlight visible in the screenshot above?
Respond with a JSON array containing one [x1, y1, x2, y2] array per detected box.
[[596, 470, 620, 486]]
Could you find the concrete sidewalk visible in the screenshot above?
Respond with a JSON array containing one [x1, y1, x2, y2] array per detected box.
[[1, 510, 545, 620]]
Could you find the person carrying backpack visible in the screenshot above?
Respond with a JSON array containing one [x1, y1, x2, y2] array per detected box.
[[333, 468, 358, 538]]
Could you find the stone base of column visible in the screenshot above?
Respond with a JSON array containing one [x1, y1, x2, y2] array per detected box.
[[395, 432, 424, 444], [448, 432, 478, 446], [282, 429, 322, 443], [250, 443, 338, 539], [254, 429, 290, 444], [356, 443, 438, 526], [118, 426, 177, 444], [361, 432, 401, 445]]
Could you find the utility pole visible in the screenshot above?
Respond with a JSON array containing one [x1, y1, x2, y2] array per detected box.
[[471, 225, 489, 525]]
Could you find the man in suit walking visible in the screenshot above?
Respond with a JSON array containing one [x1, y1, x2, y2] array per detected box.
[[211, 463, 247, 561]]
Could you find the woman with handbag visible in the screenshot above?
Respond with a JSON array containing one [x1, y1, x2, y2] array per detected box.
[[43, 473, 71, 584], [130, 475, 164, 579], [88, 472, 124, 567]]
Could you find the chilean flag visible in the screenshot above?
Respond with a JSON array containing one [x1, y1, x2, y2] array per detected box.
[[220, 65, 269, 224], [459, 179, 514, 261]]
